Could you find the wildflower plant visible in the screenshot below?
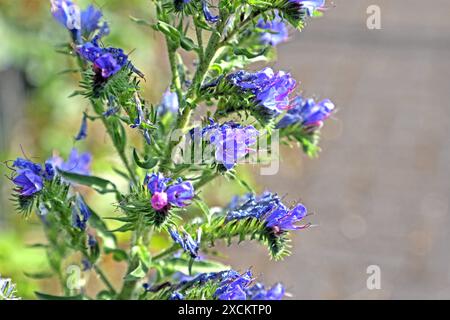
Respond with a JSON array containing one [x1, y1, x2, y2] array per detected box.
[[5, 0, 335, 300]]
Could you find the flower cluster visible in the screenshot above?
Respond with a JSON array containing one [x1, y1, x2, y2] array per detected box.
[[215, 270, 284, 300], [145, 173, 194, 212], [11, 148, 91, 198], [77, 41, 131, 80], [11, 158, 54, 196], [162, 269, 284, 300], [195, 119, 259, 170], [227, 67, 296, 116], [227, 192, 310, 234], [276, 95, 335, 129]]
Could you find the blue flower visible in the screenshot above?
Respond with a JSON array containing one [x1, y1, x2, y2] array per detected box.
[[12, 169, 44, 196], [276, 96, 335, 128], [72, 195, 92, 230], [169, 291, 184, 300], [145, 173, 195, 210], [245, 282, 285, 300], [44, 161, 56, 180], [226, 192, 283, 221], [158, 89, 179, 116], [214, 270, 253, 300], [146, 173, 170, 194], [257, 18, 289, 46], [75, 113, 88, 141], [226, 192, 310, 233], [198, 119, 259, 170], [265, 203, 308, 232], [202, 1, 219, 23], [51, 1, 108, 43], [12, 158, 42, 175], [80, 5, 103, 37], [47, 148, 92, 176], [77, 42, 130, 79], [166, 180, 195, 207], [51, 0, 81, 42], [168, 227, 201, 258], [228, 68, 296, 114]]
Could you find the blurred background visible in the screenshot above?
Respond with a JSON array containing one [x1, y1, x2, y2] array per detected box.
[[1, 0, 449, 299]]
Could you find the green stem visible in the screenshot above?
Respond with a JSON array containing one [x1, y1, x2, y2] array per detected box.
[[153, 245, 178, 262], [99, 116, 138, 186], [117, 214, 145, 300], [194, 173, 219, 190], [161, 17, 229, 172], [166, 39, 183, 105]]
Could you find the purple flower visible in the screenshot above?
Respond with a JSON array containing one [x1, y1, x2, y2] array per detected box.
[[94, 53, 122, 78], [51, 1, 107, 43], [77, 42, 130, 79], [265, 203, 309, 233], [166, 181, 195, 207], [146, 173, 170, 194], [215, 270, 253, 300], [228, 68, 296, 114], [158, 89, 179, 116], [72, 195, 92, 230], [80, 5, 103, 37], [12, 158, 42, 175], [47, 148, 92, 176], [226, 192, 283, 221], [75, 113, 88, 141], [199, 119, 259, 170], [245, 282, 285, 300], [276, 96, 335, 128], [168, 227, 201, 258], [145, 173, 194, 211], [202, 1, 219, 23], [51, 0, 81, 40], [12, 169, 44, 196], [257, 18, 289, 46], [151, 192, 168, 211], [226, 192, 310, 234], [169, 291, 184, 300]]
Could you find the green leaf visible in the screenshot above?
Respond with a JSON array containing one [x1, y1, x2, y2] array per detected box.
[[24, 271, 54, 280], [57, 169, 118, 195], [35, 292, 85, 300], [132, 244, 152, 269], [129, 16, 152, 26], [155, 258, 230, 278], [152, 21, 181, 44], [133, 148, 158, 169], [109, 249, 129, 262], [88, 207, 117, 251], [193, 198, 212, 224], [124, 261, 147, 281]]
